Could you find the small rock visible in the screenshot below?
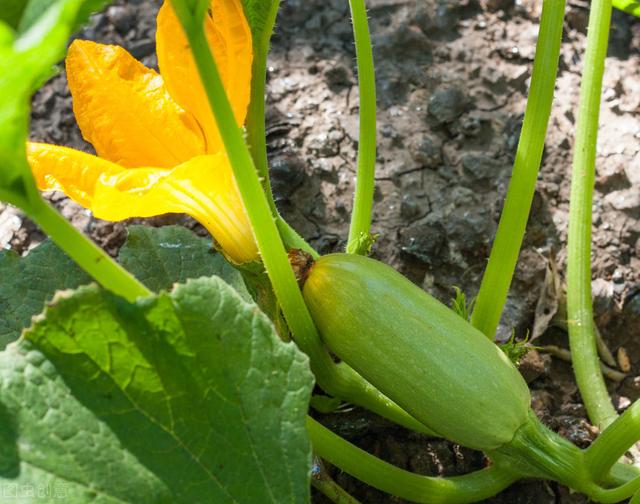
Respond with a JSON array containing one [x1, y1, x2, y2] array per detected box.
[[324, 65, 351, 91], [108, 5, 135, 34], [480, 0, 514, 10], [622, 291, 640, 329], [411, 136, 442, 168], [518, 349, 550, 383], [461, 154, 504, 181], [400, 195, 422, 220], [592, 278, 614, 321], [400, 221, 447, 265], [428, 87, 467, 124], [269, 153, 306, 202], [605, 189, 640, 212], [128, 39, 155, 59], [308, 133, 340, 157]]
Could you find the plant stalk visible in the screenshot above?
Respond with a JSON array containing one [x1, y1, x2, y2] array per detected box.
[[170, 1, 433, 434], [346, 0, 377, 254], [26, 196, 150, 301], [586, 399, 640, 481], [470, 0, 565, 338], [307, 416, 518, 503], [566, 0, 617, 430]]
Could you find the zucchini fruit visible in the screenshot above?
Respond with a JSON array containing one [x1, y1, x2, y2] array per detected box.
[[302, 253, 636, 502], [302, 253, 530, 451]]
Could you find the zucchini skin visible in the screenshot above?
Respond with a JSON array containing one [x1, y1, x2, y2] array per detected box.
[[303, 253, 531, 451]]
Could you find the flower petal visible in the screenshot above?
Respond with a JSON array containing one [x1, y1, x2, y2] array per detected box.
[[156, 0, 252, 152], [27, 142, 127, 207], [27, 143, 258, 264], [66, 39, 205, 168]]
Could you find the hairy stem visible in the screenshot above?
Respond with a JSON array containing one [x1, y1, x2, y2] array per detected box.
[[170, 1, 432, 434], [308, 416, 518, 503], [346, 0, 377, 254], [470, 0, 565, 338], [566, 0, 617, 430], [27, 197, 150, 301]]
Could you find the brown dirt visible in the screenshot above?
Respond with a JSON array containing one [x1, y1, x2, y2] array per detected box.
[[2, 0, 639, 502]]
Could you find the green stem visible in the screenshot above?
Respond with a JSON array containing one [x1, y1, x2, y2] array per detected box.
[[244, 0, 318, 258], [566, 0, 617, 430], [170, 1, 431, 435], [308, 416, 518, 504], [613, 0, 640, 15], [311, 456, 362, 504], [245, 1, 280, 218], [585, 399, 640, 481], [470, 0, 565, 338], [346, 0, 377, 255], [26, 197, 150, 301]]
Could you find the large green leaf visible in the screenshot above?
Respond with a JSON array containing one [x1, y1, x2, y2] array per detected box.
[[119, 225, 250, 299], [0, 225, 250, 349], [0, 278, 313, 503], [0, 240, 90, 349]]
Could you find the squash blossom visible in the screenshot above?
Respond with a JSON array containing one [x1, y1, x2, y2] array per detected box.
[[27, 0, 259, 264]]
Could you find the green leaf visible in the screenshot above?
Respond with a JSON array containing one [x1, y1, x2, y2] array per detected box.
[[0, 0, 112, 206], [0, 226, 250, 350], [0, 277, 314, 503], [19, 0, 112, 33], [119, 225, 250, 299], [0, 0, 27, 29], [0, 240, 90, 349]]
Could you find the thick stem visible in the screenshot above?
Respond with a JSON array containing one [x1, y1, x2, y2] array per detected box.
[[170, 1, 432, 434], [346, 0, 377, 254], [586, 399, 640, 481], [491, 411, 592, 489], [470, 0, 565, 338], [566, 0, 617, 430], [27, 197, 150, 301], [308, 416, 518, 504]]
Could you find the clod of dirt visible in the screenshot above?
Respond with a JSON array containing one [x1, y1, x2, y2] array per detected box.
[[428, 86, 468, 125]]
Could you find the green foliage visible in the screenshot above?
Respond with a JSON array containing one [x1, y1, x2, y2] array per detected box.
[[345, 231, 378, 256], [240, 0, 280, 46], [0, 240, 90, 349], [0, 0, 112, 207], [499, 331, 533, 366], [18, 0, 111, 33], [0, 225, 250, 350], [0, 277, 314, 503], [450, 287, 474, 321], [0, 0, 27, 29], [119, 225, 250, 299]]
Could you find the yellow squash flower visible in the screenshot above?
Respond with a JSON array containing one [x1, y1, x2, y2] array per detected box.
[[27, 0, 259, 264]]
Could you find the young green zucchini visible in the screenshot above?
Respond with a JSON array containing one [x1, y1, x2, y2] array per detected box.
[[302, 253, 530, 451], [302, 254, 635, 501]]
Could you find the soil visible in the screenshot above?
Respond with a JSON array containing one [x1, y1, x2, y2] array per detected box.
[[2, 0, 640, 502]]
